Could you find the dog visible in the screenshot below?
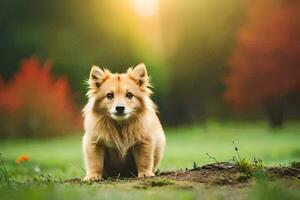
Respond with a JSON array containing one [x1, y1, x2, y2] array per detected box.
[[82, 63, 165, 181]]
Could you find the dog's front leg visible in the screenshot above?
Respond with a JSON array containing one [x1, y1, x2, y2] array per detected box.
[[82, 137, 104, 181], [133, 141, 155, 178]]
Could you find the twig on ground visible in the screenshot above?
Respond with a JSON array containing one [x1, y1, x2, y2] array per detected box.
[[232, 141, 242, 161], [206, 153, 219, 164], [193, 161, 200, 170]]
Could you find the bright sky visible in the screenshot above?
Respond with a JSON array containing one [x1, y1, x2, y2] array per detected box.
[[132, 0, 159, 17]]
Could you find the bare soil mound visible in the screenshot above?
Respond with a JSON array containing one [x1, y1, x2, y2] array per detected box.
[[66, 162, 300, 187], [159, 162, 300, 186]]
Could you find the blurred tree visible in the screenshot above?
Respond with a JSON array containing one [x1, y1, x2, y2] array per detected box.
[[0, 1, 137, 99], [4, 0, 299, 126], [0, 0, 168, 107], [0, 57, 79, 137], [159, 0, 245, 124], [224, 0, 300, 127]]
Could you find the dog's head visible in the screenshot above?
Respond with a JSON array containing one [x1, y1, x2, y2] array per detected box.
[[87, 63, 153, 121]]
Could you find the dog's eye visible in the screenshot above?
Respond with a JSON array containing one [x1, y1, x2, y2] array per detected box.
[[126, 92, 133, 99], [106, 92, 114, 100]]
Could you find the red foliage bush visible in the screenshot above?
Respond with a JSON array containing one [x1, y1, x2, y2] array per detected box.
[[224, 0, 300, 109], [0, 57, 80, 137]]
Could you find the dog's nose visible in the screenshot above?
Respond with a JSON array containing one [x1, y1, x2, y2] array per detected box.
[[116, 106, 125, 114]]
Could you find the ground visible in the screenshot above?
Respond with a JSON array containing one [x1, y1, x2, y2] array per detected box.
[[0, 122, 300, 200]]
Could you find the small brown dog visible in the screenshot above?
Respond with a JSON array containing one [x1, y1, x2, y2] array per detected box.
[[82, 63, 165, 181]]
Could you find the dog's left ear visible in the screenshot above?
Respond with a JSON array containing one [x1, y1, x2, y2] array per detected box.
[[128, 63, 149, 87], [88, 65, 110, 89]]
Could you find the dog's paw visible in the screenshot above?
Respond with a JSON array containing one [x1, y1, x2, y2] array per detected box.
[[138, 171, 155, 178], [83, 174, 102, 182]]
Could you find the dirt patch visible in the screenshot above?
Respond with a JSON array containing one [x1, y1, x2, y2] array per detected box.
[[160, 162, 300, 186], [267, 166, 300, 179], [65, 162, 300, 188], [159, 162, 250, 187]]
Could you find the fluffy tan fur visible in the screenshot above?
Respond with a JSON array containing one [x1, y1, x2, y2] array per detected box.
[[82, 63, 165, 181]]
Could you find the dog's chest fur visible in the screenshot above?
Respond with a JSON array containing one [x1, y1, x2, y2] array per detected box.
[[95, 119, 143, 158]]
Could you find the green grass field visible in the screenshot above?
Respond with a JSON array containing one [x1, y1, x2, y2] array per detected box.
[[0, 122, 300, 200]]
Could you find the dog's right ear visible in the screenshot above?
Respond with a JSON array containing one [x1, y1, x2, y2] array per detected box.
[[88, 65, 110, 89]]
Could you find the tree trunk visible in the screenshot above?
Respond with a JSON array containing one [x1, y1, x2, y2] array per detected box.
[[266, 98, 285, 128]]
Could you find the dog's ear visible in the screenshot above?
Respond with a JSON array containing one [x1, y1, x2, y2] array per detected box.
[[88, 65, 110, 89], [128, 63, 149, 87]]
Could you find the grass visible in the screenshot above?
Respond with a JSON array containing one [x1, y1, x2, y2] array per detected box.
[[0, 121, 299, 199]]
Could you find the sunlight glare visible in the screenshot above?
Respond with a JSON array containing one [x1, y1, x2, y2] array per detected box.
[[132, 0, 159, 17]]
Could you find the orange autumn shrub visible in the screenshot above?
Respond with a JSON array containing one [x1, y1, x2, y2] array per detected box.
[[224, 0, 300, 109], [0, 57, 80, 138], [16, 155, 30, 164]]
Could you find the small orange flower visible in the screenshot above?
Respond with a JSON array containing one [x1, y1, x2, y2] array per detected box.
[[16, 154, 30, 164]]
